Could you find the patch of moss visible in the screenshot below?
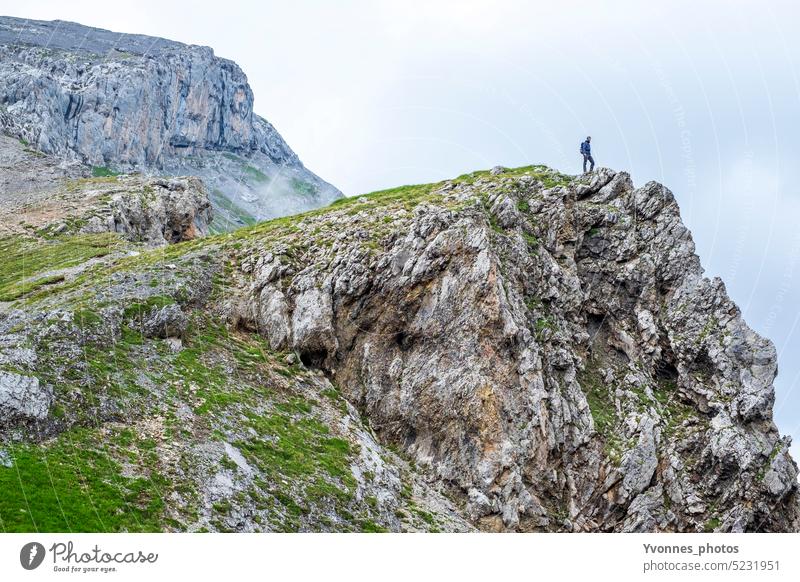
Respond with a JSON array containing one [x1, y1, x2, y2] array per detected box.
[[358, 518, 387, 533], [122, 295, 176, 321], [413, 507, 436, 526], [91, 166, 120, 178], [534, 316, 554, 341], [577, 361, 621, 457], [522, 232, 539, 251], [73, 309, 102, 327]]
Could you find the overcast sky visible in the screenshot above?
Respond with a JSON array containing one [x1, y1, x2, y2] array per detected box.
[[3, 0, 800, 460]]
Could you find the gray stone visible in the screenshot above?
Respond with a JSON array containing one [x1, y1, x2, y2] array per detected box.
[[141, 304, 188, 339], [0, 371, 51, 424]]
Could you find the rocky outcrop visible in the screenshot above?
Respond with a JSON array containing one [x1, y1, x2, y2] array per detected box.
[[97, 176, 213, 244], [232, 166, 799, 532], [0, 161, 212, 246], [0, 15, 341, 228], [0, 371, 52, 425], [0, 134, 87, 200]]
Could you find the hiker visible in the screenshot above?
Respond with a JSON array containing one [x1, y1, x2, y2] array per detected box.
[[580, 136, 594, 173]]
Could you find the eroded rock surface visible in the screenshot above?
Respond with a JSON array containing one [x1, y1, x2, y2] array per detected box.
[[0, 371, 51, 425]]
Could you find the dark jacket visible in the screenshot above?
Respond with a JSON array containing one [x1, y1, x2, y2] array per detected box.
[[580, 140, 591, 155]]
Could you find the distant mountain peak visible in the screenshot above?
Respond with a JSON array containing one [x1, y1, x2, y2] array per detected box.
[[0, 14, 341, 231]]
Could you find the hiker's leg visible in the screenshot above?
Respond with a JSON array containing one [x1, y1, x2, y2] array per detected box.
[[583, 155, 588, 173], [589, 155, 595, 172]]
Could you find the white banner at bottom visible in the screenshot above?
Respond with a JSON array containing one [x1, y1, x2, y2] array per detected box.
[[1, 533, 798, 581]]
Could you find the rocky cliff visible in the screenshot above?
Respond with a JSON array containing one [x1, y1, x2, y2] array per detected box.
[[0, 15, 341, 230], [0, 163, 796, 532]]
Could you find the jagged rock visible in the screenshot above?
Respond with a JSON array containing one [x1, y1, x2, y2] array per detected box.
[[290, 285, 338, 365], [106, 176, 213, 244], [141, 304, 188, 339], [619, 416, 659, 501], [257, 285, 292, 350], [0, 371, 51, 424]]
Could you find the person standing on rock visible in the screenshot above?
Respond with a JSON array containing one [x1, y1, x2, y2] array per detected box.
[[580, 136, 594, 173]]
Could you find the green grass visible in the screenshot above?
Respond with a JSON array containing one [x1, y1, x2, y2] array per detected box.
[[242, 414, 353, 484], [454, 164, 572, 188], [534, 316, 554, 340], [523, 231, 539, 249], [208, 189, 258, 233], [413, 507, 436, 526], [582, 377, 616, 434], [110, 162, 573, 275], [237, 406, 357, 525], [291, 178, 318, 198], [243, 165, 268, 182], [91, 166, 120, 178], [358, 518, 387, 533], [328, 182, 439, 211], [651, 377, 695, 436], [310, 164, 569, 237], [577, 361, 623, 462], [0, 427, 166, 532], [73, 309, 102, 326], [0, 233, 122, 301]]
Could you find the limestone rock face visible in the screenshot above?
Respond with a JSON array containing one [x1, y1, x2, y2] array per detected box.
[[235, 167, 799, 532], [0, 16, 341, 228]]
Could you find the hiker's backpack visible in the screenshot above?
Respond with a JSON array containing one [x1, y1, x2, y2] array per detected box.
[[580, 141, 587, 155]]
